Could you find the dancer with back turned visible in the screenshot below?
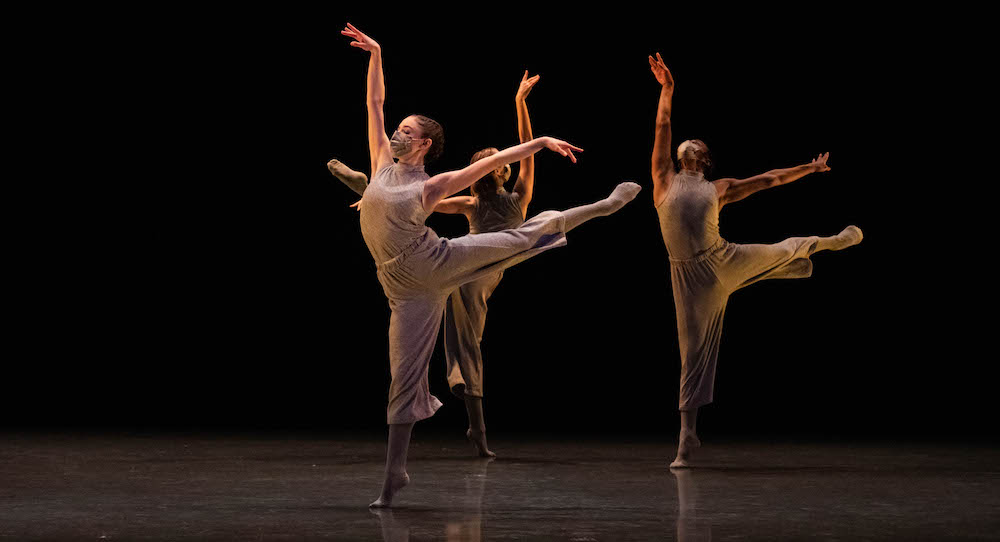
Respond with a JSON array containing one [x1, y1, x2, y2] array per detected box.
[[432, 71, 546, 458], [647, 53, 862, 468]]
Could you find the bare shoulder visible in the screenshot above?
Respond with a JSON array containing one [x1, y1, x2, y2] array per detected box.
[[712, 178, 733, 197], [652, 173, 674, 208]]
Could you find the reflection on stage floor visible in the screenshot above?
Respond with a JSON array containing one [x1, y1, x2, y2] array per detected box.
[[2, 434, 997, 540]]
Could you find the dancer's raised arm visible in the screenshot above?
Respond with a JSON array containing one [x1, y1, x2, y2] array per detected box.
[[714, 152, 831, 207], [342, 23, 393, 175], [511, 71, 540, 219], [422, 137, 582, 213], [650, 53, 676, 205]]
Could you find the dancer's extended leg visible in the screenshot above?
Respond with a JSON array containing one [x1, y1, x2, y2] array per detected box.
[[327, 158, 369, 196], [371, 422, 414, 508], [563, 182, 642, 232], [671, 409, 701, 468], [814, 225, 863, 252], [727, 225, 864, 291], [432, 182, 642, 294]]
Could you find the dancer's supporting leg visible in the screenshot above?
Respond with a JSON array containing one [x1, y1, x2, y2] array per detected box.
[[444, 274, 498, 457], [371, 422, 414, 508], [671, 409, 701, 468], [464, 396, 494, 458], [370, 294, 447, 508]]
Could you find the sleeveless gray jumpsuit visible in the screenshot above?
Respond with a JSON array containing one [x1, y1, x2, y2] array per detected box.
[[657, 170, 825, 411], [360, 163, 567, 424], [443, 189, 525, 398]]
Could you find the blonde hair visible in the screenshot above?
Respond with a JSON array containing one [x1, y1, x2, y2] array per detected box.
[[678, 139, 712, 173]]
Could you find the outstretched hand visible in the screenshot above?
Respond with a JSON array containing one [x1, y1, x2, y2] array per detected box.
[[648, 52, 674, 91], [542, 137, 583, 164], [341, 22, 380, 53], [350, 199, 362, 212], [516, 70, 540, 101], [811, 152, 831, 172]]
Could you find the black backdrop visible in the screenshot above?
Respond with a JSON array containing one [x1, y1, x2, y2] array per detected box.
[[9, 7, 980, 441]]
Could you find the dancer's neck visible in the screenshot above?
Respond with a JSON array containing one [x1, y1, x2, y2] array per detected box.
[[397, 155, 424, 168]]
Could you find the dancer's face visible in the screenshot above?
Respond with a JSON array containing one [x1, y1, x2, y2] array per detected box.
[[390, 116, 430, 159]]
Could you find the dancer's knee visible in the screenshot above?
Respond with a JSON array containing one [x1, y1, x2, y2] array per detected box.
[[456, 384, 483, 399], [788, 258, 813, 278]]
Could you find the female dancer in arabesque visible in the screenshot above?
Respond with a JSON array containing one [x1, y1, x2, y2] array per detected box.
[[341, 23, 641, 507], [330, 72, 545, 458], [647, 53, 863, 468]]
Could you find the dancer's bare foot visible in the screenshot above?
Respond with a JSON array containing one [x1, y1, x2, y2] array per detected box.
[[467, 429, 497, 458], [370, 471, 410, 508], [670, 429, 701, 469]]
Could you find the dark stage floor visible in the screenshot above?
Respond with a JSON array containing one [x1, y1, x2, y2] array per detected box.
[[1, 433, 997, 540]]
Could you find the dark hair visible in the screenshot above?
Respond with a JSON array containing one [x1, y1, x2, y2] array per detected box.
[[469, 147, 501, 198], [413, 115, 444, 163]]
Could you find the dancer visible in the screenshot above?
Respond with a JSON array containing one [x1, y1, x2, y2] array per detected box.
[[330, 72, 539, 457], [342, 22, 640, 508], [647, 53, 863, 468], [432, 71, 541, 458]]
